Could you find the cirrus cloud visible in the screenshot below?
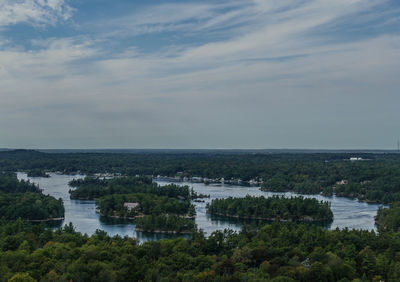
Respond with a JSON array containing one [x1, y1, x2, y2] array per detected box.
[[0, 0, 73, 27]]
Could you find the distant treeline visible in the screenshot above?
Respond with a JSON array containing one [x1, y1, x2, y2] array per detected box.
[[2, 149, 400, 203], [26, 169, 49, 178], [207, 195, 333, 223]]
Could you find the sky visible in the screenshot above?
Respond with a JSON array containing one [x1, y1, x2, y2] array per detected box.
[[0, 0, 400, 150]]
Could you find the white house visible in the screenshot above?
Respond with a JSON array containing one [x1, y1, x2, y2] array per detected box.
[[124, 202, 139, 211]]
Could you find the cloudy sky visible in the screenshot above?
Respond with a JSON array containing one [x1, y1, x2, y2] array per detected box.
[[0, 0, 399, 149]]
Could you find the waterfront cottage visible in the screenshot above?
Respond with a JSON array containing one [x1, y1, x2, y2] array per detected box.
[[124, 202, 139, 211]]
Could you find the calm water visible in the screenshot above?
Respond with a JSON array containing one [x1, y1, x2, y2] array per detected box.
[[17, 173, 386, 241]]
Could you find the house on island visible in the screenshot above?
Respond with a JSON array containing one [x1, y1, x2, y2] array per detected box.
[[336, 180, 348, 185], [124, 202, 139, 211]]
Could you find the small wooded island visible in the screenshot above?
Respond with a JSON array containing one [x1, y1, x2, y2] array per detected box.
[[69, 176, 197, 233], [0, 173, 64, 221], [96, 193, 195, 218], [26, 169, 50, 178], [207, 195, 333, 223], [69, 176, 190, 200]]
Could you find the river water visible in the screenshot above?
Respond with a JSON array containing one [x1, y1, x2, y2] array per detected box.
[[17, 173, 386, 241]]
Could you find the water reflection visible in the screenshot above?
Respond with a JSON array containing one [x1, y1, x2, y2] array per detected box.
[[17, 173, 386, 242]]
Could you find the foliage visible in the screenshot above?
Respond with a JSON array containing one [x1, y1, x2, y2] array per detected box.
[[0, 173, 63, 221], [0, 220, 399, 281], [207, 195, 333, 222], [376, 202, 400, 232], [26, 169, 49, 178], [69, 176, 190, 200], [135, 214, 196, 233], [0, 192, 64, 221], [96, 193, 195, 218], [0, 172, 39, 193], [2, 150, 400, 203]]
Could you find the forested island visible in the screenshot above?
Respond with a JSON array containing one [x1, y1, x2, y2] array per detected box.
[[70, 176, 197, 233], [0, 173, 64, 221], [26, 169, 49, 178], [96, 193, 195, 218], [69, 176, 190, 200], [207, 195, 333, 223]]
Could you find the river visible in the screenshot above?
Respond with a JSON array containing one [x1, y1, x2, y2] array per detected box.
[[17, 172, 386, 242]]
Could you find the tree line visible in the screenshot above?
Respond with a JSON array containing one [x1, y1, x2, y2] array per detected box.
[[0, 218, 400, 281], [207, 195, 333, 223], [96, 193, 195, 218], [3, 150, 400, 203], [69, 176, 190, 200], [135, 214, 196, 234], [376, 202, 400, 232], [0, 173, 64, 221]]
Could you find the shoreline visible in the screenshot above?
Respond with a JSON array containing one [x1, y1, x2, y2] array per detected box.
[[27, 217, 64, 222], [208, 212, 332, 223], [260, 188, 387, 205], [135, 228, 193, 234]]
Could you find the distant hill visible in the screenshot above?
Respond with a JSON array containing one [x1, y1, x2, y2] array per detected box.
[[0, 149, 44, 159], [34, 148, 400, 154]]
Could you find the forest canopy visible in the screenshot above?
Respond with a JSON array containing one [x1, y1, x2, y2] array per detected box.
[[0, 220, 399, 281], [0, 173, 64, 221], [69, 176, 190, 200], [207, 195, 333, 223], [375, 202, 400, 232]]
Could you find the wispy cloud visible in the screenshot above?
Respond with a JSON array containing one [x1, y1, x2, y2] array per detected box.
[[0, 0, 73, 27], [0, 0, 399, 148]]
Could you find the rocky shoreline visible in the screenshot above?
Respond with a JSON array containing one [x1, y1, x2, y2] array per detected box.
[[135, 228, 193, 234], [208, 212, 330, 223], [28, 217, 64, 222]]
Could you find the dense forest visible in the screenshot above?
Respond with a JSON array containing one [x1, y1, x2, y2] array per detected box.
[[96, 193, 195, 218], [207, 196, 333, 223], [375, 203, 400, 232], [0, 172, 39, 193], [135, 214, 196, 233], [0, 192, 64, 221], [0, 173, 64, 221], [2, 150, 400, 203], [2, 151, 400, 280], [0, 220, 400, 281], [69, 176, 190, 200]]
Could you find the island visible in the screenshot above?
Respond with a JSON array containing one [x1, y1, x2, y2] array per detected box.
[[70, 176, 197, 233], [27, 169, 50, 178], [96, 193, 195, 219], [207, 195, 333, 223], [69, 176, 191, 200]]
